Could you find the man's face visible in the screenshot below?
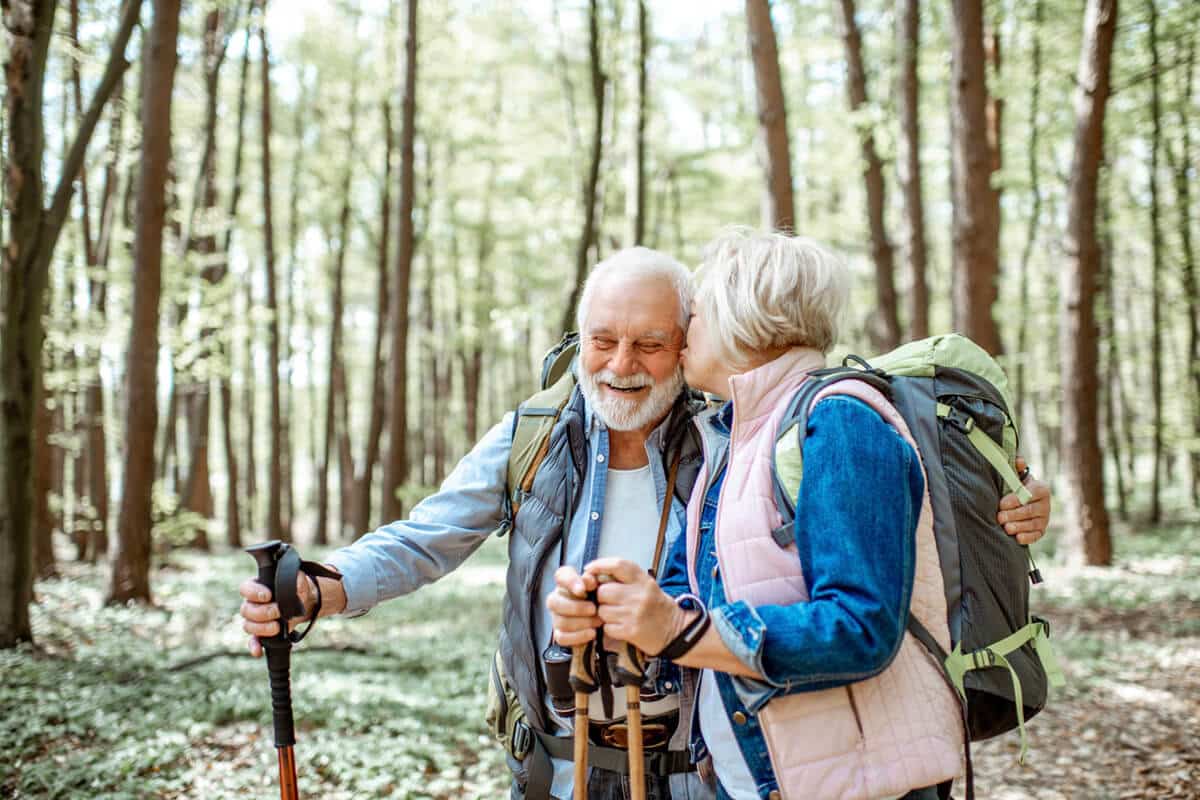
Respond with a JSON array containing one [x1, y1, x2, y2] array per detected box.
[[578, 275, 686, 432]]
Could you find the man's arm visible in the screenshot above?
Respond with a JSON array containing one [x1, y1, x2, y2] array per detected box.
[[240, 413, 514, 655]]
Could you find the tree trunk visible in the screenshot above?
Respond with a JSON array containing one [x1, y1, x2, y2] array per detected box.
[[111, 0, 182, 604], [33, 370, 57, 578], [560, 0, 607, 334], [1015, 0, 1044, 419], [1100, 171, 1128, 519], [950, 0, 1003, 355], [1060, 0, 1117, 567], [462, 158, 498, 447], [222, 13, 254, 547], [382, 0, 419, 522], [316, 76, 360, 546], [745, 0, 794, 233], [1167, 29, 1198, 505], [628, 0, 648, 245], [354, 98, 393, 536], [2, 0, 138, 644], [897, 0, 929, 340], [1148, 0, 1164, 523], [181, 5, 235, 540], [258, 0, 285, 542], [836, 0, 900, 351], [282, 66, 307, 539]]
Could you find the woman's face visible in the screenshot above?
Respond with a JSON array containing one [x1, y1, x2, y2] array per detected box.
[[681, 303, 724, 396]]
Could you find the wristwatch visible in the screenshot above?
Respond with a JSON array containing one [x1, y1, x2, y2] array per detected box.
[[658, 594, 710, 661]]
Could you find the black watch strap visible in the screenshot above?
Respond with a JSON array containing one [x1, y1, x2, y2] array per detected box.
[[658, 594, 710, 662]]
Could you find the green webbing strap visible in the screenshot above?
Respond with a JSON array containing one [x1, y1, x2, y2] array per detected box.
[[936, 403, 1033, 504], [943, 620, 1060, 764], [507, 373, 576, 513]]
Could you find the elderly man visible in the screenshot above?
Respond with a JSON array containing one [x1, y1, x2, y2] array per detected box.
[[238, 247, 1051, 800]]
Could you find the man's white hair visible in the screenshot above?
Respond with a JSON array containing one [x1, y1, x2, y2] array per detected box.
[[694, 227, 849, 368], [575, 246, 693, 333]]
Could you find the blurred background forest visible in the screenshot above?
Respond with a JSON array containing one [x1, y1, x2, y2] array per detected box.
[[1, 0, 1198, 797]]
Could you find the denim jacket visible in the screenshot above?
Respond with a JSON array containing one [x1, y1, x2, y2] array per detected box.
[[659, 397, 924, 794]]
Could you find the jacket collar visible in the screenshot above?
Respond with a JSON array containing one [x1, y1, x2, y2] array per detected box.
[[725, 347, 826, 435]]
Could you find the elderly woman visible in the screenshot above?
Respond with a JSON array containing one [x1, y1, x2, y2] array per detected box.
[[550, 230, 969, 800]]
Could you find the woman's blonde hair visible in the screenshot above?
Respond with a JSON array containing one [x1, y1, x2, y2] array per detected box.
[[694, 227, 849, 368]]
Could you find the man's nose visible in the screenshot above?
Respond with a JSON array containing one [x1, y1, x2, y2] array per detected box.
[[608, 341, 639, 376]]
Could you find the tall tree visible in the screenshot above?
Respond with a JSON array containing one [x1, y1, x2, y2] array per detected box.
[[382, 0, 419, 521], [1015, 0, 1044, 418], [836, 0, 900, 350], [257, 0, 285, 541], [628, 0, 649, 245], [1148, 0, 1164, 523], [950, 0, 1003, 355], [1167, 25, 1198, 504], [2, 0, 140, 644], [181, 4, 241, 538], [316, 73, 360, 546], [354, 98, 394, 535], [745, 0, 794, 232], [225, 17, 254, 545], [560, 0, 608, 333], [1060, 0, 1117, 566], [110, 0, 182, 604], [897, 0, 929, 340]]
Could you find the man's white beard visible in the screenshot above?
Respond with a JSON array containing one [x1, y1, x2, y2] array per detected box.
[[579, 365, 685, 432]]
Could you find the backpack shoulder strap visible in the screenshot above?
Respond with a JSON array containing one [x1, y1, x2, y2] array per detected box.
[[770, 364, 892, 547], [506, 369, 577, 525]]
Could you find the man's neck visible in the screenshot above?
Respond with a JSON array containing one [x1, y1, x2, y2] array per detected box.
[[607, 411, 670, 469]]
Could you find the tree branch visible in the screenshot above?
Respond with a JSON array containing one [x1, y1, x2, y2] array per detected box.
[[40, 0, 142, 275]]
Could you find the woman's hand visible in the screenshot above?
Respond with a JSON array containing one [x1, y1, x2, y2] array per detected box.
[[546, 566, 603, 647], [998, 456, 1052, 546], [584, 557, 688, 656]]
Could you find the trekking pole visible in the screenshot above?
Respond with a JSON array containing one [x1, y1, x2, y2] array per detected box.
[[245, 540, 342, 800], [246, 540, 301, 800], [614, 641, 648, 800], [569, 639, 597, 800]]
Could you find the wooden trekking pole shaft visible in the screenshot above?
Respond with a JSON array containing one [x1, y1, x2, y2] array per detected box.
[[625, 683, 645, 800], [278, 745, 299, 800], [572, 643, 590, 800]]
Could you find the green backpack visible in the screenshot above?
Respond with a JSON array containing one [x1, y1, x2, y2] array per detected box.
[[770, 334, 1065, 787]]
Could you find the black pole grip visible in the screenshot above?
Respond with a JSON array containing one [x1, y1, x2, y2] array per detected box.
[[246, 540, 297, 749], [266, 645, 297, 747], [246, 540, 291, 646]]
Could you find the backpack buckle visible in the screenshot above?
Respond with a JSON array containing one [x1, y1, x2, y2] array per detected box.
[[943, 406, 976, 434]]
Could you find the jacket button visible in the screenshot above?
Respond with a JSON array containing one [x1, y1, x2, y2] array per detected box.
[[732, 711, 747, 725], [768, 792, 781, 800]]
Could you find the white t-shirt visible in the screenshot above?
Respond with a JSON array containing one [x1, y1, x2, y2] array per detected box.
[[550, 464, 681, 799]]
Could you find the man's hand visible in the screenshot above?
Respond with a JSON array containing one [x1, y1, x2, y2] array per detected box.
[[584, 557, 688, 656], [547, 566, 603, 647], [238, 573, 318, 658], [998, 456, 1052, 546]]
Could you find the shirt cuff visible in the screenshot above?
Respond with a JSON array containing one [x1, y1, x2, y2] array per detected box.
[[325, 548, 379, 618]]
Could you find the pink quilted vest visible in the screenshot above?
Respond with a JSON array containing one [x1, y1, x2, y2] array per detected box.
[[686, 348, 963, 800]]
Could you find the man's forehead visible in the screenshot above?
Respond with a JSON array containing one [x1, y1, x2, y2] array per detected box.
[[585, 275, 682, 327]]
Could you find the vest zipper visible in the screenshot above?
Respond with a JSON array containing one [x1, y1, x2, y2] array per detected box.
[[845, 684, 866, 743]]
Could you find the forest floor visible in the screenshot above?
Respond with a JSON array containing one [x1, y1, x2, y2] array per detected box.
[[2, 515, 1197, 799]]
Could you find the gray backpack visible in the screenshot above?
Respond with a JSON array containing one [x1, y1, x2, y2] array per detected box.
[[770, 335, 1065, 794]]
